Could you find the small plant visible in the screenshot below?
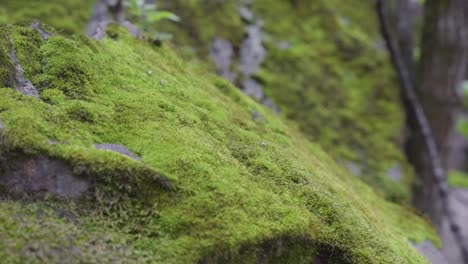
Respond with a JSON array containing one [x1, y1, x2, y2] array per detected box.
[[124, 0, 180, 40]]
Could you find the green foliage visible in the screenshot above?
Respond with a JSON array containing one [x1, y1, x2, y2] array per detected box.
[[448, 170, 468, 188], [0, 0, 95, 35], [125, 0, 180, 40], [0, 24, 437, 263]]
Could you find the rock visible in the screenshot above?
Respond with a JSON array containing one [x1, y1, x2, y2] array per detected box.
[[121, 20, 141, 38], [86, 0, 109, 36], [29, 22, 50, 41], [239, 6, 254, 23], [413, 240, 448, 264], [261, 98, 280, 113], [386, 163, 403, 182], [346, 161, 362, 176], [9, 47, 39, 98], [0, 154, 90, 199], [210, 37, 236, 82], [94, 144, 141, 160], [240, 23, 266, 76], [242, 78, 264, 101], [87, 0, 140, 40]]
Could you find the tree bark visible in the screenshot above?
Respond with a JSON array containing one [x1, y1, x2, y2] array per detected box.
[[410, 0, 468, 227], [396, 0, 420, 84]]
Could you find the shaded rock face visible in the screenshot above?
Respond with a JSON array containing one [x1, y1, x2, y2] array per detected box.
[[210, 37, 235, 82], [239, 23, 266, 77], [0, 153, 90, 199]]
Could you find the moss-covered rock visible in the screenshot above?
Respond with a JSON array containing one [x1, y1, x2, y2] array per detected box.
[[0, 24, 437, 263], [0, 0, 413, 204], [156, 0, 412, 203]]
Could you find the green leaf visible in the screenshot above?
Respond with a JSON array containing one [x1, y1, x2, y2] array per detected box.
[[147, 11, 180, 23]]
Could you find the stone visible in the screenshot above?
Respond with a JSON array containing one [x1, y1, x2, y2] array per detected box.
[[239, 6, 254, 22], [0, 154, 90, 199], [94, 143, 141, 160], [29, 22, 50, 41], [9, 47, 39, 98], [386, 163, 403, 182], [240, 23, 266, 76], [242, 78, 264, 101], [210, 37, 236, 82], [413, 240, 448, 264], [346, 161, 362, 176]]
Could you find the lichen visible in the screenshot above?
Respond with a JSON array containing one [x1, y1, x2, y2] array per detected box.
[[0, 24, 437, 263]]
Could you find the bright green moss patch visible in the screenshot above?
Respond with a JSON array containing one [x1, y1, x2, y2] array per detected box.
[[0, 24, 437, 263], [154, 0, 412, 203], [448, 170, 468, 188]]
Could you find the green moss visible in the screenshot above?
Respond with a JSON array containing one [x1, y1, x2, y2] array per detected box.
[[154, 0, 411, 203], [0, 26, 15, 87], [0, 200, 137, 263], [448, 170, 468, 188], [0, 24, 436, 263], [0, 0, 95, 35]]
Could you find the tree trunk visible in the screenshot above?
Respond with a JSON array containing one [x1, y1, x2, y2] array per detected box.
[[396, 0, 420, 84], [410, 0, 468, 227]]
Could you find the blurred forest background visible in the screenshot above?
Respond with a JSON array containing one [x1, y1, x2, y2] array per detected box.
[[1, 0, 468, 263]]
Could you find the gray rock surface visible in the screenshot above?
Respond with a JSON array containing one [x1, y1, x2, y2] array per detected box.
[[240, 23, 266, 76], [9, 47, 39, 98], [29, 22, 50, 41], [239, 6, 254, 22], [87, 0, 140, 40], [1, 154, 90, 199], [242, 78, 264, 101], [346, 161, 362, 176], [386, 163, 403, 182], [94, 143, 141, 160], [210, 37, 236, 82], [414, 240, 448, 264]]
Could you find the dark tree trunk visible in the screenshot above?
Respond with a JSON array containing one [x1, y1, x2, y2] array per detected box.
[[410, 0, 468, 227]]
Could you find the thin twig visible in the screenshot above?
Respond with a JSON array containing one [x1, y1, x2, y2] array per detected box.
[[376, 0, 468, 262]]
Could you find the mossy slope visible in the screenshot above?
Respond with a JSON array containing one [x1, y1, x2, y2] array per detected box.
[[157, 0, 411, 202], [0, 24, 436, 263]]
